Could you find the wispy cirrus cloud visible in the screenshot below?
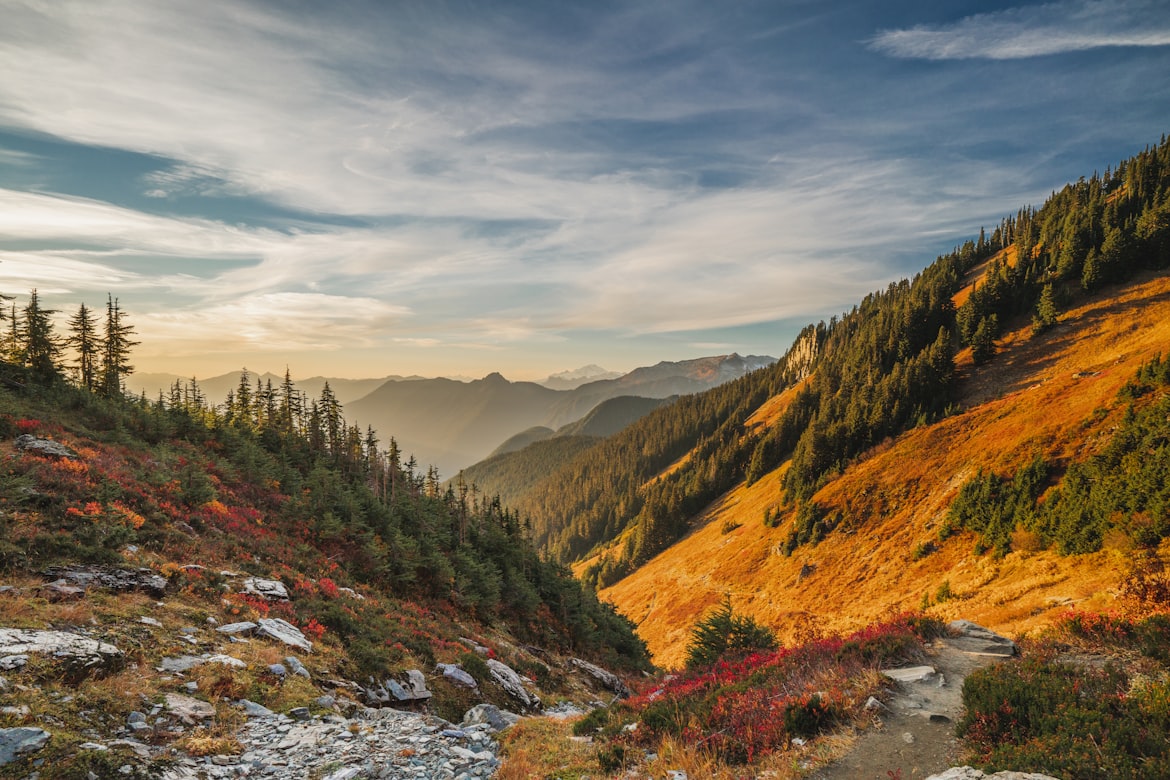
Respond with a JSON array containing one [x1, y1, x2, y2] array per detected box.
[[870, 0, 1170, 60]]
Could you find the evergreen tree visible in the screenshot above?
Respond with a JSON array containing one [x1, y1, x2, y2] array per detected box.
[[970, 314, 999, 365], [67, 302, 101, 390], [23, 289, 60, 380], [1032, 284, 1058, 334], [100, 295, 138, 396]]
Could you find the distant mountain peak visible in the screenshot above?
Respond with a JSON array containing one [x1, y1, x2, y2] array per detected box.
[[540, 365, 622, 391]]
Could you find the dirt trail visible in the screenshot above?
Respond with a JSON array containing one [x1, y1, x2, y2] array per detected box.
[[813, 629, 1014, 780]]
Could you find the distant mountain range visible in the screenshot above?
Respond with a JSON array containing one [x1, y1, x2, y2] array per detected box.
[[346, 354, 774, 476], [126, 372, 417, 406], [540, 364, 623, 390]]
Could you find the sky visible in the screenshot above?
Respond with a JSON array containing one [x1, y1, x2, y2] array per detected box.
[[0, 0, 1168, 382]]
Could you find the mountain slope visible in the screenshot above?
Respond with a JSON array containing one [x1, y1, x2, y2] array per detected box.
[[127, 371, 408, 406], [602, 270, 1170, 667]]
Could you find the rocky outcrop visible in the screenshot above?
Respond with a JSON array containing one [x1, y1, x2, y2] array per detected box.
[[0, 628, 122, 675], [486, 659, 541, 710], [14, 434, 79, 460], [42, 565, 168, 598], [569, 657, 631, 698], [164, 693, 216, 726]]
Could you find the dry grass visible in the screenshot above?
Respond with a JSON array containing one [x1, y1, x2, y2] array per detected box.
[[602, 272, 1170, 668], [495, 716, 601, 779]]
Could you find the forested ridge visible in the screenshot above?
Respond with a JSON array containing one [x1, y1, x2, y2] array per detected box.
[[489, 136, 1170, 588], [0, 291, 650, 674]]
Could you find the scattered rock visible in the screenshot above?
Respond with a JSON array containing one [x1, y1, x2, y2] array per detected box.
[[39, 580, 87, 601], [267, 663, 287, 677], [0, 655, 28, 671], [0, 628, 122, 675], [242, 578, 289, 601], [569, 657, 631, 698], [363, 669, 432, 706], [864, 696, 887, 711], [0, 727, 51, 766], [159, 706, 500, 779], [947, 620, 1017, 657], [138, 616, 163, 627], [902, 732, 916, 744], [256, 618, 311, 652], [486, 658, 541, 710], [14, 434, 78, 460], [435, 662, 478, 688]]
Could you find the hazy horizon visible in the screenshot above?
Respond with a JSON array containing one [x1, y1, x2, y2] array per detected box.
[[2, 1, 1168, 381]]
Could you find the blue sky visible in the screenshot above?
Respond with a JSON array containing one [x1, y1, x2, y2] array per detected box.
[[0, 0, 1168, 381]]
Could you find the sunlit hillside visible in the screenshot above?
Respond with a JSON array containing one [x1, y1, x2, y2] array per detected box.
[[602, 269, 1170, 668]]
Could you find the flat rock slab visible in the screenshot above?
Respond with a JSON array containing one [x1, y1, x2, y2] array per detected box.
[[947, 620, 1017, 657], [436, 662, 478, 688], [0, 628, 122, 674], [881, 665, 938, 683], [256, 618, 311, 652]]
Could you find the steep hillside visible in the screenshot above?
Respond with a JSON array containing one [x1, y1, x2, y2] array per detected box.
[[603, 270, 1170, 668]]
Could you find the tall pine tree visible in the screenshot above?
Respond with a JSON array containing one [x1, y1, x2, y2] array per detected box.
[[100, 295, 138, 397], [68, 302, 101, 390]]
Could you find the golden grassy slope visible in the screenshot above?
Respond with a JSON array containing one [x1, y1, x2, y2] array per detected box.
[[602, 271, 1170, 669]]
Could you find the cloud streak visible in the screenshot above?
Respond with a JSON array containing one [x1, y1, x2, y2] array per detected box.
[[870, 0, 1170, 60]]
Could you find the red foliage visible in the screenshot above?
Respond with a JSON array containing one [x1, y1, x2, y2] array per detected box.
[[302, 618, 326, 640]]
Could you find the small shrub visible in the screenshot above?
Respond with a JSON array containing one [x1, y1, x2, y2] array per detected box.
[[684, 597, 777, 669], [571, 706, 612, 736], [458, 651, 490, 684]]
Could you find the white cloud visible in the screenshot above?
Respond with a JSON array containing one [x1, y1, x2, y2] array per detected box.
[[870, 0, 1170, 60]]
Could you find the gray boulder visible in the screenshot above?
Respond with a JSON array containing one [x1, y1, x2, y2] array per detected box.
[[0, 628, 122, 675], [486, 659, 540, 710], [14, 435, 78, 460], [570, 657, 631, 698], [242, 578, 289, 601], [216, 621, 258, 635], [0, 727, 51, 766], [435, 662, 477, 689]]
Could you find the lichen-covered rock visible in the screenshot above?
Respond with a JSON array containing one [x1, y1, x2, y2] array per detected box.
[[570, 657, 631, 698], [0, 628, 122, 675], [486, 659, 541, 710]]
